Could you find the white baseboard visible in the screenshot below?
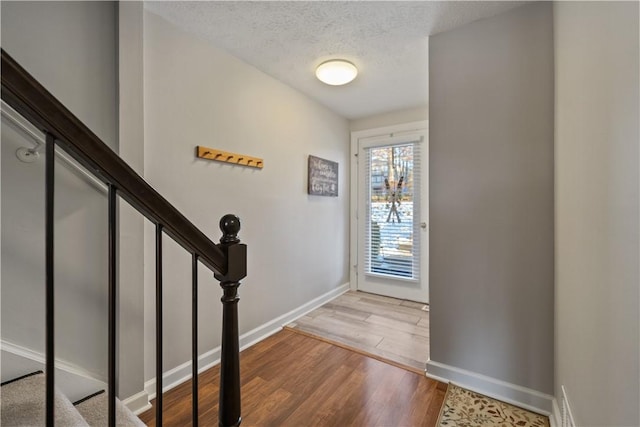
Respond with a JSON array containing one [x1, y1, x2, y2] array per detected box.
[[3, 339, 152, 414], [1, 339, 106, 383], [122, 390, 152, 415], [557, 385, 576, 427], [145, 283, 350, 400], [1, 339, 107, 403], [550, 397, 561, 427], [240, 282, 350, 348], [426, 359, 554, 416]]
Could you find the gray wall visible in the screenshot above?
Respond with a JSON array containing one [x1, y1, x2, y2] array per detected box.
[[1, 0, 118, 386], [428, 1, 554, 395], [1, 118, 110, 380], [554, 2, 639, 426], [143, 11, 350, 380], [1, 1, 118, 150], [116, 1, 146, 400]]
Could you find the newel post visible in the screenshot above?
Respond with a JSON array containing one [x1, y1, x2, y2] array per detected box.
[[214, 214, 246, 427]]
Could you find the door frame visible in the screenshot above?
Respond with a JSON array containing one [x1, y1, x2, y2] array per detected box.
[[350, 120, 429, 299]]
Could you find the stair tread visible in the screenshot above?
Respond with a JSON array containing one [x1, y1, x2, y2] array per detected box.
[[76, 391, 146, 427], [0, 372, 90, 427]]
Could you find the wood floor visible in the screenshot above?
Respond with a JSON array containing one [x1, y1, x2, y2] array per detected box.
[[139, 329, 446, 427], [287, 291, 429, 373]]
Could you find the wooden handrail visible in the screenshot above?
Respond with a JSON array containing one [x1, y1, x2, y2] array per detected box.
[[1, 49, 227, 274]]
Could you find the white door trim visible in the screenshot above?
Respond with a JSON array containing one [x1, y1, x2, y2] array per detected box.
[[349, 121, 429, 294]]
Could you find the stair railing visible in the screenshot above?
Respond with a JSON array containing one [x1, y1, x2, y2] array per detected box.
[[1, 49, 245, 427]]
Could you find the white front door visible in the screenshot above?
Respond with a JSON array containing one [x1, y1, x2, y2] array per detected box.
[[352, 125, 428, 303]]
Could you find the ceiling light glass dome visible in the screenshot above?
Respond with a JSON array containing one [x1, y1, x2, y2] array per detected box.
[[315, 60, 358, 86]]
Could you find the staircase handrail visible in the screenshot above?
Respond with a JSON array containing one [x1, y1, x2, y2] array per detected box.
[[1, 49, 227, 275], [1, 48, 244, 427]]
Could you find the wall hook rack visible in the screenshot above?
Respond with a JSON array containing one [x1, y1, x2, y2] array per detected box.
[[196, 146, 263, 169]]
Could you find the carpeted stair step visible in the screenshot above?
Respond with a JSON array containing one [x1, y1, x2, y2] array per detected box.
[[1, 371, 90, 426], [75, 390, 146, 427]]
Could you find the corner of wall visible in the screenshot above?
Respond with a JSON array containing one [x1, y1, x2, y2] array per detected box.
[[349, 107, 428, 133], [142, 283, 349, 402]]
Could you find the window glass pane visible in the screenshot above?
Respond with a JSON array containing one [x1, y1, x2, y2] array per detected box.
[[365, 143, 419, 280]]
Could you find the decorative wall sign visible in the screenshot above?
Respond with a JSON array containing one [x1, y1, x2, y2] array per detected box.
[[308, 155, 338, 197]]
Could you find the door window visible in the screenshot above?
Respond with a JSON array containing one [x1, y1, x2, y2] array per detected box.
[[363, 142, 421, 281]]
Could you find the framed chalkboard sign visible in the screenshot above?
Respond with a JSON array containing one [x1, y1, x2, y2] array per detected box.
[[308, 155, 338, 197]]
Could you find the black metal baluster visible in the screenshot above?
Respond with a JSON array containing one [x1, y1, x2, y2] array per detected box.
[[45, 133, 55, 427], [156, 224, 163, 426], [192, 253, 199, 427], [108, 185, 117, 427], [215, 215, 247, 427]]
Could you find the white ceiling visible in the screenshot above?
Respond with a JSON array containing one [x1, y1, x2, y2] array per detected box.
[[146, 1, 526, 120]]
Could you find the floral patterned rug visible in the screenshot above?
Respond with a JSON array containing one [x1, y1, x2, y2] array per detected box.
[[437, 383, 549, 427]]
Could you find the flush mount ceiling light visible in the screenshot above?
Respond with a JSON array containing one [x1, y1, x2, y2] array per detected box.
[[315, 59, 358, 86]]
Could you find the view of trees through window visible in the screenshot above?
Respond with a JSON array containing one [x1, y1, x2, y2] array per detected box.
[[367, 143, 417, 278]]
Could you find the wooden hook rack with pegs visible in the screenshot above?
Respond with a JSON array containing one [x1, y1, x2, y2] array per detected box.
[[196, 146, 263, 169]]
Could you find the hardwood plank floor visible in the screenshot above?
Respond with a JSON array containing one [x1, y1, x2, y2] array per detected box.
[[287, 291, 429, 372], [139, 329, 446, 427]]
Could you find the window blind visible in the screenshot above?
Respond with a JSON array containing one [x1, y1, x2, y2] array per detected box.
[[363, 141, 421, 281]]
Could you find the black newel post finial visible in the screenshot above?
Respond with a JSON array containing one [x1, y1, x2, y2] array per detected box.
[[219, 214, 241, 244], [215, 214, 247, 427]]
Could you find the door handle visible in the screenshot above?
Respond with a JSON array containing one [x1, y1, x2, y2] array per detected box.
[[420, 222, 427, 229]]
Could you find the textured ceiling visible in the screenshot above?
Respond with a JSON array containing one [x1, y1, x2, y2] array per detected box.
[[146, 1, 527, 120]]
